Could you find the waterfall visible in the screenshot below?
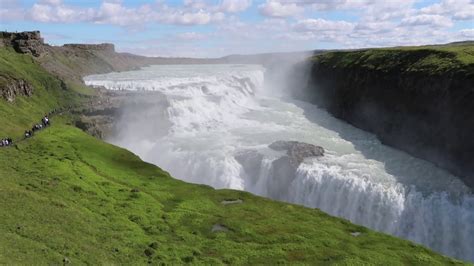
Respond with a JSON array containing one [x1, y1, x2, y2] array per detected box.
[[85, 64, 474, 262]]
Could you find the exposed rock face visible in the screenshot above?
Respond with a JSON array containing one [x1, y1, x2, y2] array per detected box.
[[269, 140, 324, 168], [0, 31, 45, 57], [0, 78, 34, 102], [303, 49, 474, 189], [75, 88, 171, 140], [75, 115, 115, 139], [74, 88, 125, 138]]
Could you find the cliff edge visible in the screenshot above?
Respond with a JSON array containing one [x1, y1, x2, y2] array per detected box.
[[303, 43, 474, 188]]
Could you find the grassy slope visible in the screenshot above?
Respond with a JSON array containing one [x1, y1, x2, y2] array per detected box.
[[313, 42, 474, 74], [0, 48, 91, 138], [0, 121, 463, 264], [0, 47, 464, 264]]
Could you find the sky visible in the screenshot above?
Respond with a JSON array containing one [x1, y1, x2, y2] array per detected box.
[[0, 0, 473, 58]]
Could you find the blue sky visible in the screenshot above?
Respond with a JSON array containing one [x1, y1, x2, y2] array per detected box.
[[1, 0, 473, 57]]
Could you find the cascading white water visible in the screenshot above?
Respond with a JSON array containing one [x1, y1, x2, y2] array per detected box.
[[85, 64, 474, 262]]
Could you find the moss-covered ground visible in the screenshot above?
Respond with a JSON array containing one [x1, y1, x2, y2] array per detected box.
[[0, 47, 466, 264]]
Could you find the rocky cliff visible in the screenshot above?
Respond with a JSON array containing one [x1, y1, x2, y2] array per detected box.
[[0, 31, 45, 57], [303, 44, 474, 188], [0, 77, 34, 102]]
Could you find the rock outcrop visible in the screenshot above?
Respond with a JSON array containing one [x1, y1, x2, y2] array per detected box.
[[0, 31, 45, 57], [0, 78, 34, 102], [303, 47, 474, 189], [74, 88, 171, 140], [75, 115, 115, 139], [74, 88, 125, 138], [269, 140, 324, 168], [235, 141, 324, 200]]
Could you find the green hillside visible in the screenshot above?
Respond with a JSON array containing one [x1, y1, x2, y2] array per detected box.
[[313, 42, 474, 74], [0, 47, 465, 264], [0, 48, 91, 137]]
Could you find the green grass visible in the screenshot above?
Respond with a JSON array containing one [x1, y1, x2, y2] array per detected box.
[[390, 42, 474, 65], [0, 45, 466, 264], [0, 120, 464, 264], [0, 48, 90, 138], [66, 80, 97, 96], [313, 42, 474, 74]]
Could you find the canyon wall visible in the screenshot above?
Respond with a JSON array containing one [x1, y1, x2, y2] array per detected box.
[[302, 45, 474, 188]]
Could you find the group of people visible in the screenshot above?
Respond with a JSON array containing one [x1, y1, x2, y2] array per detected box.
[[0, 138, 13, 147], [25, 115, 50, 139], [1, 111, 56, 149]]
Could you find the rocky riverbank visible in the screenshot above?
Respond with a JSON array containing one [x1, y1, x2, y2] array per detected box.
[[74, 86, 171, 140], [73, 87, 124, 138]]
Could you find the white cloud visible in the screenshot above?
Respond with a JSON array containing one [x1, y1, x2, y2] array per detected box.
[[459, 28, 474, 38], [175, 32, 206, 40], [258, 0, 416, 14], [256, 18, 289, 31], [276, 32, 316, 41], [401, 14, 453, 28], [0, 0, 25, 21], [256, 0, 419, 25], [164, 11, 212, 25], [259, 1, 304, 18], [219, 0, 252, 13], [258, 0, 349, 14], [38, 0, 62, 5], [1, 0, 472, 57], [354, 20, 393, 31], [93, 2, 152, 26], [0, 0, 19, 7], [452, 6, 474, 20], [421, 0, 474, 21], [294, 18, 354, 32], [183, 0, 208, 9], [183, 0, 251, 13], [29, 3, 95, 23], [308, 0, 347, 11], [217, 19, 260, 40], [6, 0, 242, 26]]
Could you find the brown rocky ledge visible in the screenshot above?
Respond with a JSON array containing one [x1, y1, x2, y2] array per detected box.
[[74, 87, 127, 138], [0, 78, 34, 102]]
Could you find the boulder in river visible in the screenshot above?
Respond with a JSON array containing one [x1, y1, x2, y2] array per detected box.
[[269, 140, 324, 168], [235, 141, 324, 200]]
